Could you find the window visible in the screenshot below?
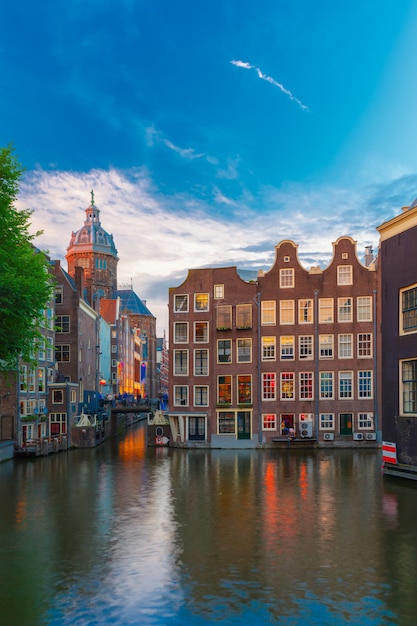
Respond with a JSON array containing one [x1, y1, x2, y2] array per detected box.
[[238, 375, 252, 404], [319, 298, 333, 323], [401, 359, 417, 413], [320, 413, 334, 429], [70, 389, 77, 403], [262, 373, 276, 400], [237, 338, 252, 362], [194, 386, 208, 407], [280, 268, 294, 288], [194, 349, 208, 376], [358, 371, 372, 398], [339, 372, 353, 399], [174, 322, 188, 343], [217, 339, 232, 363], [401, 286, 417, 333], [299, 336, 313, 360], [38, 368, 45, 392], [236, 304, 252, 328], [262, 336, 276, 361], [174, 294, 188, 312], [46, 337, 54, 362], [112, 344, 117, 353], [358, 412, 374, 429], [174, 350, 188, 376], [37, 339, 46, 361], [218, 411, 235, 434], [357, 296, 372, 322], [50, 413, 67, 435], [338, 334, 353, 358], [299, 372, 313, 400], [319, 334, 334, 358], [262, 414, 277, 430], [20, 365, 28, 392], [55, 286, 63, 305], [280, 372, 294, 400], [218, 375, 232, 404], [195, 293, 209, 311], [261, 301, 276, 325], [337, 265, 353, 285], [55, 345, 70, 362], [174, 385, 188, 406], [214, 284, 224, 299], [56, 315, 70, 333], [298, 299, 313, 324], [194, 322, 208, 343], [280, 336, 294, 360], [52, 389, 64, 404], [112, 358, 117, 367], [280, 300, 295, 324], [320, 372, 334, 399], [217, 305, 232, 329], [338, 297, 353, 322], [358, 333, 372, 358]]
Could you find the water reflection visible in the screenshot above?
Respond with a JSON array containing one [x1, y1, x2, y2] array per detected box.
[[1, 424, 417, 625]]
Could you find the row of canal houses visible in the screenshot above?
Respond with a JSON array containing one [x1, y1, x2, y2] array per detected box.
[[0, 194, 168, 461]]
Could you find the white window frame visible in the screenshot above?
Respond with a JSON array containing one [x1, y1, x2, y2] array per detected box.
[[337, 265, 353, 285], [261, 301, 276, 325], [174, 322, 189, 344], [319, 298, 334, 323], [280, 300, 295, 325], [357, 296, 372, 322], [299, 335, 313, 360], [262, 336, 276, 361], [174, 294, 189, 312], [173, 349, 188, 376], [280, 268, 294, 288], [194, 293, 209, 312], [298, 299, 313, 324], [338, 333, 353, 359]]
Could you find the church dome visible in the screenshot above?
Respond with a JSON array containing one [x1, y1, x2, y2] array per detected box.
[[67, 191, 118, 258]]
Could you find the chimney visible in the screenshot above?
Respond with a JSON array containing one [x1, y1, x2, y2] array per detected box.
[[364, 246, 373, 267], [74, 266, 85, 294]]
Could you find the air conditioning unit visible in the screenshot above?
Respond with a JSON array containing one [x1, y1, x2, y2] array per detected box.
[[353, 433, 364, 441], [300, 422, 313, 438], [323, 432, 334, 441], [366, 433, 377, 441]]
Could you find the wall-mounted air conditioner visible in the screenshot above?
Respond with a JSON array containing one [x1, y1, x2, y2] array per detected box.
[[300, 422, 313, 438], [353, 432, 364, 441], [323, 432, 334, 441], [366, 432, 377, 441]]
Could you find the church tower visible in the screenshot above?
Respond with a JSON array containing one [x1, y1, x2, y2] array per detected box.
[[66, 191, 118, 307]]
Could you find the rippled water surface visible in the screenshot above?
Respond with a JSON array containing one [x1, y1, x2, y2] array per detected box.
[[1, 422, 417, 625]]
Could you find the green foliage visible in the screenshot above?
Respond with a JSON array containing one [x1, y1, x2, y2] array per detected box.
[[0, 146, 53, 370]]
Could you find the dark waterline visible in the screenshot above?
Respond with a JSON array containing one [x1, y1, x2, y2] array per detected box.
[[1, 422, 417, 625]]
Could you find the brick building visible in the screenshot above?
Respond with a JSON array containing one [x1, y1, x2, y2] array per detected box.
[[168, 236, 378, 448]]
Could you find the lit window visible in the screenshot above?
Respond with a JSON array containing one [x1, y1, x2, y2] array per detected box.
[[337, 265, 353, 285], [358, 371, 372, 398], [357, 296, 372, 322], [298, 299, 313, 324], [262, 414, 277, 430], [214, 284, 224, 299], [280, 300, 295, 324], [280, 372, 294, 400], [174, 294, 188, 312], [262, 336, 276, 361], [237, 338, 252, 363], [338, 297, 353, 322], [280, 268, 294, 288], [320, 372, 334, 399], [261, 301, 276, 325], [173, 350, 188, 376], [217, 339, 232, 363], [280, 336, 294, 360], [299, 372, 313, 400], [195, 293, 209, 311], [339, 371, 353, 399], [319, 298, 333, 323], [174, 322, 188, 343], [299, 336, 313, 360], [236, 304, 252, 328], [218, 375, 232, 404], [262, 373, 276, 400], [237, 375, 252, 404], [217, 305, 232, 329], [338, 334, 353, 358]]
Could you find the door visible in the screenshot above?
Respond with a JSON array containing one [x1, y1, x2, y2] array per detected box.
[[237, 411, 251, 439], [188, 416, 205, 441], [340, 413, 353, 436]]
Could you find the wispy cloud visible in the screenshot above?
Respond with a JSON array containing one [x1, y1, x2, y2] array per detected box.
[[231, 60, 309, 112]]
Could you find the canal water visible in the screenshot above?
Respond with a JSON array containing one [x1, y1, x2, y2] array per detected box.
[[1, 422, 417, 626]]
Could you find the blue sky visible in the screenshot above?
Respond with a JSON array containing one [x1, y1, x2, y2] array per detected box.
[[3, 0, 417, 334]]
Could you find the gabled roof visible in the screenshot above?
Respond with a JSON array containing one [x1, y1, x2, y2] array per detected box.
[[112, 289, 154, 317]]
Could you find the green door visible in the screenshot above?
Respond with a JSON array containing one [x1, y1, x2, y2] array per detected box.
[[340, 413, 353, 436], [237, 411, 251, 439]]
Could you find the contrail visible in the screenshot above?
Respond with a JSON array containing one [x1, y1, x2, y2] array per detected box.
[[231, 60, 309, 112]]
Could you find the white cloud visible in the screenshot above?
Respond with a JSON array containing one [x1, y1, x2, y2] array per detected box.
[[231, 60, 310, 112], [17, 166, 415, 337]]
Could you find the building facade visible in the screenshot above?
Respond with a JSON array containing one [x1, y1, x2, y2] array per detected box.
[[378, 200, 417, 479], [168, 236, 378, 448]]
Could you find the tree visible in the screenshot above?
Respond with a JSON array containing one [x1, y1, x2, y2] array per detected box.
[[0, 146, 53, 370]]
